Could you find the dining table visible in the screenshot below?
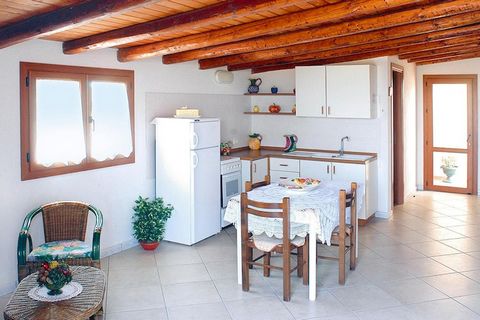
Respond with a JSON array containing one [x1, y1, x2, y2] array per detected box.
[[223, 180, 363, 301]]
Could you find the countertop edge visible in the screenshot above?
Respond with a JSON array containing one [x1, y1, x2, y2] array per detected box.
[[229, 147, 377, 164]]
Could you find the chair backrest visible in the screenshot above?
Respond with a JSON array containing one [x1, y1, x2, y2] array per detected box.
[[245, 175, 271, 192], [338, 182, 357, 234], [42, 202, 90, 242], [240, 192, 291, 247]]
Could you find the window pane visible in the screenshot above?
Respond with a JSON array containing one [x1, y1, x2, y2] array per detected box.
[[90, 81, 133, 161], [35, 79, 86, 167], [432, 84, 468, 149]]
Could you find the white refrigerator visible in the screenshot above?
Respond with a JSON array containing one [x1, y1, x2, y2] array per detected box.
[[152, 117, 221, 245]]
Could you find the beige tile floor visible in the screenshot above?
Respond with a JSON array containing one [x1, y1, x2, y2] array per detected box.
[[3, 191, 480, 319]]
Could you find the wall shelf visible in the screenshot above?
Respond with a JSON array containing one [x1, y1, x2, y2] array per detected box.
[[244, 112, 296, 116], [244, 93, 295, 96]]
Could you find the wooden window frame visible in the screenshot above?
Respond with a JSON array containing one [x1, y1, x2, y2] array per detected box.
[[20, 62, 135, 181]]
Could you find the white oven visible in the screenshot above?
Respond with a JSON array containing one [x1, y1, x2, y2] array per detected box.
[[221, 157, 241, 227]]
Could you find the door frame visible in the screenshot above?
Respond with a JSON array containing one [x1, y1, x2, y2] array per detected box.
[[423, 74, 478, 194], [391, 63, 405, 205]]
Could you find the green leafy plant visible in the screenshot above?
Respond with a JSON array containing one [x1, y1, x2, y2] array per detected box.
[[132, 196, 173, 243]]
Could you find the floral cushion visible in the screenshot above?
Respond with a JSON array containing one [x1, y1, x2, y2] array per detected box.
[[27, 240, 91, 262]]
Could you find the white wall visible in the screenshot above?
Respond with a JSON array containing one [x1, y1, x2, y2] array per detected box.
[[416, 58, 480, 192], [389, 57, 418, 198], [0, 39, 250, 295]]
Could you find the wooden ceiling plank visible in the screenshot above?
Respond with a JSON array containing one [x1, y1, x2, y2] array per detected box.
[[63, 0, 319, 55], [161, 0, 480, 65], [0, 0, 160, 49], [416, 51, 480, 65], [226, 34, 480, 71], [198, 13, 480, 69], [118, 0, 436, 62]]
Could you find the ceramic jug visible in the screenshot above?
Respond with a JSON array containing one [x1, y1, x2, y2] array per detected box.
[[248, 133, 262, 150], [248, 78, 262, 94], [283, 134, 298, 153]]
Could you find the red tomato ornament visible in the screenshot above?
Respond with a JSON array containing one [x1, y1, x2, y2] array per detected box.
[[268, 103, 281, 113]]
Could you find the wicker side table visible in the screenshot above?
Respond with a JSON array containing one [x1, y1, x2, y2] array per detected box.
[[4, 266, 105, 320]]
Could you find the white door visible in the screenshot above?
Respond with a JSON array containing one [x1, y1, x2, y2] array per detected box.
[[331, 162, 365, 185], [191, 120, 220, 149], [192, 147, 221, 243], [326, 65, 373, 118], [295, 66, 326, 117], [252, 158, 268, 183], [300, 160, 332, 181]]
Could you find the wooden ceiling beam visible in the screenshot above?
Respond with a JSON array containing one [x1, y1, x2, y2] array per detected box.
[[247, 37, 480, 73], [62, 0, 322, 55], [227, 34, 480, 71], [0, 0, 158, 49], [408, 47, 480, 63], [162, 0, 480, 65], [416, 51, 480, 65], [249, 51, 395, 73], [117, 0, 436, 62], [399, 42, 480, 60], [200, 20, 480, 70]]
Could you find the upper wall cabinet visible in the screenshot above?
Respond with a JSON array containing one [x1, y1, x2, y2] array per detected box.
[[295, 66, 326, 117], [295, 65, 377, 119]]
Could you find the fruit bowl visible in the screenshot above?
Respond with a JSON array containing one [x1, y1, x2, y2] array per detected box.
[[279, 177, 320, 190]]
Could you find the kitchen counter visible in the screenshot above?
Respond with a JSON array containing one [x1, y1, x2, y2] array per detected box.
[[229, 147, 377, 164]]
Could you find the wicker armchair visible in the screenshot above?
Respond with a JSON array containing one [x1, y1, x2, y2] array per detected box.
[[17, 201, 103, 282]]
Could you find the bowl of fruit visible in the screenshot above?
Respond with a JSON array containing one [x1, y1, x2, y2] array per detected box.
[[279, 177, 320, 191]]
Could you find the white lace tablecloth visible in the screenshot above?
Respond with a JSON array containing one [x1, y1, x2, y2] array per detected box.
[[224, 180, 364, 245]]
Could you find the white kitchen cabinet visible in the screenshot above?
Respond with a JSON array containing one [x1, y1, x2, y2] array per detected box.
[[331, 162, 365, 184], [299, 160, 331, 181], [295, 65, 376, 119], [295, 66, 326, 117], [269, 157, 300, 183], [241, 158, 268, 192], [326, 65, 376, 119], [299, 159, 378, 221]]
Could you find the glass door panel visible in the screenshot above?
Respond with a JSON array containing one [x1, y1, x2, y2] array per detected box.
[[432, 84, 468, 149], [432, 152, 467, 188]]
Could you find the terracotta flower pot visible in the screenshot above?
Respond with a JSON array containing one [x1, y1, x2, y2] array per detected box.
[[140, 241, 159, 250]]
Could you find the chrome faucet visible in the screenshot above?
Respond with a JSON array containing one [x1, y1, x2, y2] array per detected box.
[[339, 136, 350, 156]]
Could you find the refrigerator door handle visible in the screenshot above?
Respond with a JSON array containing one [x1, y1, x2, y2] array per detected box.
[[192, 152, 199, 168], [192, 132, 199, 149]]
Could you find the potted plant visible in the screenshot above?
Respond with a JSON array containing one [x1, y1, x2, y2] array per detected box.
[[132, 196, 173, 250], [440, 156, 458, 183]]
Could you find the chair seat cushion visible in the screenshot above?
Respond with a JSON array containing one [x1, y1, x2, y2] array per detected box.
[[27, 240, 91, 262], [253, 234, 305, 252]]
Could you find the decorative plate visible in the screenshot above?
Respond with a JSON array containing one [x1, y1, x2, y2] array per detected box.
[[28, 282, 83, 302]]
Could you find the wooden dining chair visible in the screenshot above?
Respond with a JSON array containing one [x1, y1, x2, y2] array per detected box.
[[245, 175, 270, 192], [240, 192, 308, 301], [317, 182, 357, 285]]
